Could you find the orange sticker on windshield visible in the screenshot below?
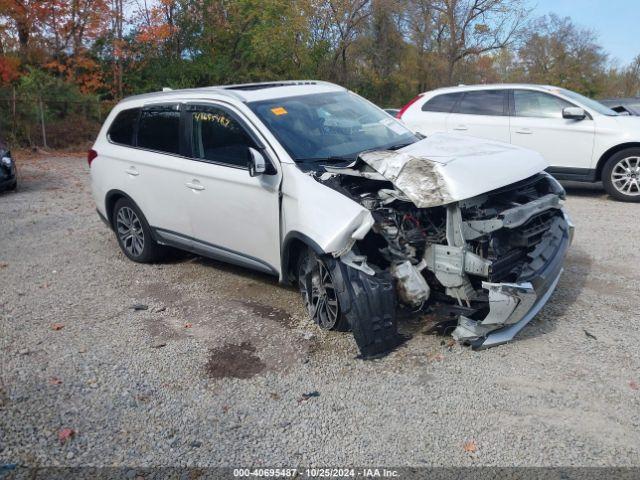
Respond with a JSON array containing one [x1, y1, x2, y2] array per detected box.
[[271, 107, 288, 116]]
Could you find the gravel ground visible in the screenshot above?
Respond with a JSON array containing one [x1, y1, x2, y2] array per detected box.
[[1, 154, 639, 468]]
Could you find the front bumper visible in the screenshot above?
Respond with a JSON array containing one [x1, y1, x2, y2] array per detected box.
[[453, 211, 574, 350]]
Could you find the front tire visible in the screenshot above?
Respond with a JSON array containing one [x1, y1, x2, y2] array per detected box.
[[602, 148, 640, 202], [112, 198, 164, 263], [297, 248, 401, 358]]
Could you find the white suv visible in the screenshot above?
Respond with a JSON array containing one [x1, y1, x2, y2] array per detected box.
[[90, 81, 573, 357], [398, 84, 640, 202]]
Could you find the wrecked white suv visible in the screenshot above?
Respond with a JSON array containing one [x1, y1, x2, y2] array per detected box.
[[90, 81, 573, 357]]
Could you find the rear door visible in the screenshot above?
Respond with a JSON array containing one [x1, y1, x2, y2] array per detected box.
[[111, 104, 193, 237], [402, 92, 462, 136], [182, 103, 282, 275], [509, 89, 595, 169], [446, 89, 510, 142]]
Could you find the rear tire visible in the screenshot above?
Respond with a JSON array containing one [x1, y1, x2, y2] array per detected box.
[[297, 248, 401, 358], [112, 198, 164, 263], [602, 148, 640, 202]]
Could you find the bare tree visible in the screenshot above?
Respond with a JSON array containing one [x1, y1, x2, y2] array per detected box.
[[431, 0, 528, 84]]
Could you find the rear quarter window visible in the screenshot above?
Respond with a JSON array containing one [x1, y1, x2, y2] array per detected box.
[[107, 108, 140, 146], [421, 93, 462, 112]]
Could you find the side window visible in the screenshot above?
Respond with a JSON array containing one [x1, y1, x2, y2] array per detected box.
[[455, 90, 506, 116], [137, 105, 181, 155], [513, 90, 574, 118], [108, 108, 139, 146], [422, 93, 462, 113], [190, 106, 255, 168]]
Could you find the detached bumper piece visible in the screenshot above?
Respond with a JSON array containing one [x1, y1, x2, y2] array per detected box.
[[453, 212, 574, 350]]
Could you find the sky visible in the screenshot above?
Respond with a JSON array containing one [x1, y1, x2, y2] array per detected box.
[[531, 0, 639, 66]]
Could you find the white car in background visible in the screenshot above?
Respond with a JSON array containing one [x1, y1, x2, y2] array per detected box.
[[90, 81, 572, 357], [397, 84, 640, 202]]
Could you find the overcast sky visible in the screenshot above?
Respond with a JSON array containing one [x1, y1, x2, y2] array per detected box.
[[531, 0, 639, 66]]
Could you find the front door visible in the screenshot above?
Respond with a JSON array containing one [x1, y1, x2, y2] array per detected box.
[[182, 103, 282, 275], [509, 89, 595, 169]]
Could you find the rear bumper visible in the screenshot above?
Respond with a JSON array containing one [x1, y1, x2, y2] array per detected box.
[[453, 211, 574, 349]]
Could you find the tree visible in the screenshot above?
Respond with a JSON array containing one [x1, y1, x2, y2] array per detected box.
[[515, 14, 608, 96], [431, 0, 528, 84]]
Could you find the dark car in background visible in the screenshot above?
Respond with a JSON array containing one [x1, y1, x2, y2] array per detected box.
[[0, 140, 17, 192], [599, 98, 640, 116]]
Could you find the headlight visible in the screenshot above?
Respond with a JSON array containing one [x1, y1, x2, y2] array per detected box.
[[1, 156, 12, 167]]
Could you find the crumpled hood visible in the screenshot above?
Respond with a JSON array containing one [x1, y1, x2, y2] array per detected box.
[[358, 133, 549, 208]]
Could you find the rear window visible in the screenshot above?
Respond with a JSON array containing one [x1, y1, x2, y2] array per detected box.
[[421, 93, 462, 113], [137, 106, 181, 155], [454, 90, 507, 116], [108, 108, 139, 146]]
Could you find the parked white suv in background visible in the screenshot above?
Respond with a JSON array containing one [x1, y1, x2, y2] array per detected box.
[[398, 84, 640, 202], [90, 81, 572, 357]]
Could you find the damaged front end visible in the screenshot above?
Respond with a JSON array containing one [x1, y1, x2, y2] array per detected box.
[[314, 136, 573, 351]]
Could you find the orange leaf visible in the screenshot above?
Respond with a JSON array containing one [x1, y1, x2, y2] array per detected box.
[[51, 323, 64, 331], [630, 380, 639, 390], [58, 428, 75, 444], [463, 439, 477, 453], [49, 377, 62, 385], [184, 322, 192, 328]]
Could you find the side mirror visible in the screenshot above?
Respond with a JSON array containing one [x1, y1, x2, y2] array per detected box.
[[562, 107, 587, 120], [248, 147, 266, 177]]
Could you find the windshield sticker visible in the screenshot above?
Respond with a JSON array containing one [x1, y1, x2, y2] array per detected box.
[[271, 107, 288, 116], [194, 111, 231, 127]]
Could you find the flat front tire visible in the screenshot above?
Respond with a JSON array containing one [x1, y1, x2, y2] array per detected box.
[[602, 148, 640, 202], [297, 248, 402, 358]]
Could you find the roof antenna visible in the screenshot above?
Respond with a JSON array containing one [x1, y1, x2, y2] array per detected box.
[[162, 87, 173, 92]]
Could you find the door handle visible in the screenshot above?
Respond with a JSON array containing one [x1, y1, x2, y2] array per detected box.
[[515, 128, 532, 135], [125, 167, 139, 176], [452, 125, 468, 131], [185, 180, 205, 191]]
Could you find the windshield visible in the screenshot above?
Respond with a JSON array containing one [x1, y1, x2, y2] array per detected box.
[[249, 91, 419, 162], [558, 88, 619, 116]]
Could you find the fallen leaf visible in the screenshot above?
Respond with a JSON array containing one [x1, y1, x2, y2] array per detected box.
[[151, 342, 167, 349], [584, 329, 597, 340], [184, 322, 192, 328], [49, 377, 62, 385], [428, 353, 444, 362], [463, 439, 477, 453], [58, 428, 75, 444], [298, 391, 320, 403], [222, 405, 230, 413], [629, 381, 639, 391], [131, 303, 148, 311], [51, 323, 64, 331], [446, 339, 456, 348], [0, 262, 8, 268], [270, 392, 280, 400]]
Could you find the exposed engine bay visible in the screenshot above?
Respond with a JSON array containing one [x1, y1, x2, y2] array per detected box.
[[310, 154, 573, 350]]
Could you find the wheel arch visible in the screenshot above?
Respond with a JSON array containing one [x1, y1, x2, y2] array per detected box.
[[104, 190, 158, 242], [280, 231, 325, 284], [596, 142, 640, 181]]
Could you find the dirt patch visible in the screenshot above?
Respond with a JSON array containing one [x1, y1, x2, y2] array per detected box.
[[234, 300, 297, 329], [205, 342, 266, 379]]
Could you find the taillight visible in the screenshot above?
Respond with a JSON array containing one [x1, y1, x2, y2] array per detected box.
[[396, 94, 423, 119], [87, 149, 97, 166]]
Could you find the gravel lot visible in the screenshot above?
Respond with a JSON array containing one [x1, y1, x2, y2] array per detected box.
[[1, 154, 639, 468]]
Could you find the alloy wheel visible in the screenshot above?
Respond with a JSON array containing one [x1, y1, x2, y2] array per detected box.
[[116, 206, 145, 257], [300, 257, 340, 330], [611, 156, 640, 197]]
